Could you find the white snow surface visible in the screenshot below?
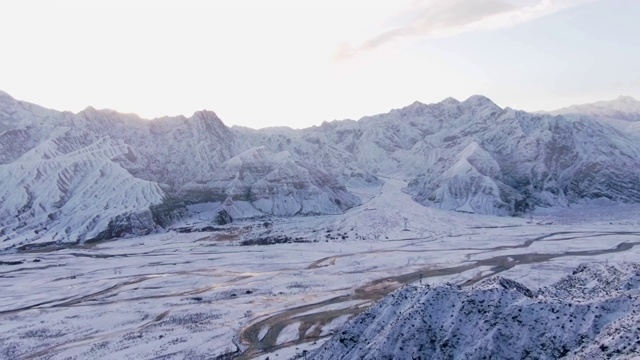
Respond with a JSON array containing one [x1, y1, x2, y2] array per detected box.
[[2, 90, 640, 358], [181, 146, 360, 216]]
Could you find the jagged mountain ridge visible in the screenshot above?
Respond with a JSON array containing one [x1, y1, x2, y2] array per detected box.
[[312, 262, 640, 359], [240, 95, 640, 214], [0, 91, 360, 247], [2, 90, 640, 247]]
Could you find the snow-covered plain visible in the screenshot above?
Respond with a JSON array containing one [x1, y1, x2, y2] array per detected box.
[[1, 179, 639, 359]]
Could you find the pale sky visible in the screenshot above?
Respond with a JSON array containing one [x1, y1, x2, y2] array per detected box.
[[1, 0, 639, 129]]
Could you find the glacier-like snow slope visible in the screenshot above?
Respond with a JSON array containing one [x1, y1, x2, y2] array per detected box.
[[312, 262, 640, 360]]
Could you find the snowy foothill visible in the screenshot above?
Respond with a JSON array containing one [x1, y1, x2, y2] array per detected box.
[[312, 262, 640, 359]]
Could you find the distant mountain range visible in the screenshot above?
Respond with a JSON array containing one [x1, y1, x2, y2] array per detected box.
[[1, 90, 640, 249], [549, 95, 640, 137]]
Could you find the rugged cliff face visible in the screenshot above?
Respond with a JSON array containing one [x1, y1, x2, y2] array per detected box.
[[2, 90, 640, 247], [312, 262, 640, 360]]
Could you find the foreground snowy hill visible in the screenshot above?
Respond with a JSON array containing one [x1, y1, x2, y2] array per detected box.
[[312, 262, 640, 360], [2, 90, 640, 247]]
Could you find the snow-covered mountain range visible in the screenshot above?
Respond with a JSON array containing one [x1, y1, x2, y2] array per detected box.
[[312, 262, 640, 359], [2, 90, 640, 248]]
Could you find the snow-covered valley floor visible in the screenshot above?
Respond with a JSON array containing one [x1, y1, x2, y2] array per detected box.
[[1, 179, 639, 359]]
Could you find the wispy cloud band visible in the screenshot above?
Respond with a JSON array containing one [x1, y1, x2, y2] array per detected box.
[[335, 0, 590, 61]]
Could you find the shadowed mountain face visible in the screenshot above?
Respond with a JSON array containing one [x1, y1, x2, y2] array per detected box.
[[311, 262, 640, 360], [2, 91, 640, 247]]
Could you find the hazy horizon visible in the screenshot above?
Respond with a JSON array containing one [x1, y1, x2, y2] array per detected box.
[[2, 0, 639, 129], [2, 87, 638, 130]]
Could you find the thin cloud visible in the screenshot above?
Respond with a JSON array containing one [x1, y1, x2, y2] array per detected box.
[[335, 0, 589, 61]]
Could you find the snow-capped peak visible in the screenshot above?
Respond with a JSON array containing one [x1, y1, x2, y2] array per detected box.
[[615, 95, 638, 103], [439, 96, 461, 106], [462, 94, 501, 110], [191, 109, 222, 122], [3, 88, 640, 247]]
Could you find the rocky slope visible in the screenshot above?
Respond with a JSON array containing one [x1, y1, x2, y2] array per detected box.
[[312, 262, 640, 359]]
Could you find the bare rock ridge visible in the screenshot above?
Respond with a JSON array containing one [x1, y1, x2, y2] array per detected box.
[[311, 262, 640, 359], [1, 91, 640, 247]]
